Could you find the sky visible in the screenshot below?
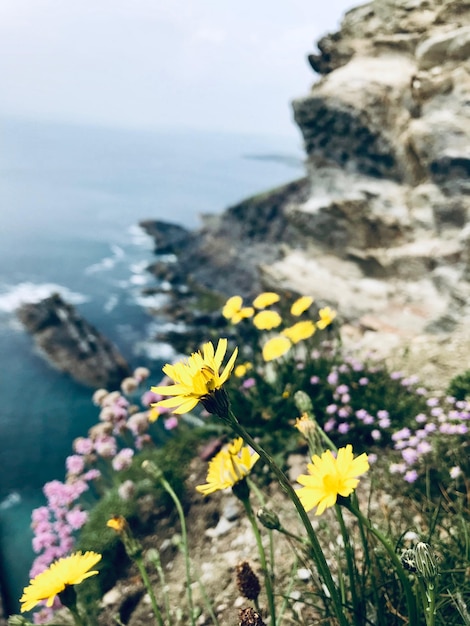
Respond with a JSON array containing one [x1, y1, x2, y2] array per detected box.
[[0, 1, 357, 137]]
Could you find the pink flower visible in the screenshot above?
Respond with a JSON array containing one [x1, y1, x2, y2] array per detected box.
[[66, 508, 88, 530], [164, 416, 179, 430], [73, 437, 94, 455], [66, 455, 85, 476], [94, 435, 117, 458], [404, 469, 419, 483], [112, 448, 134, 471]]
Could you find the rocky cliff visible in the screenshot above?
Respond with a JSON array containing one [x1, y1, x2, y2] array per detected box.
[[145, 0, 470, 385], [17, 294, 131, 388]]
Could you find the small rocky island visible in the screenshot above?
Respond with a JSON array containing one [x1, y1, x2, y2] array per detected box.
[[17, 293, 130, 388]]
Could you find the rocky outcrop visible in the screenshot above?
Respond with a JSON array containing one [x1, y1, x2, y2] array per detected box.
[[142, 0, 470, 385], [17, 294, 131, 388]]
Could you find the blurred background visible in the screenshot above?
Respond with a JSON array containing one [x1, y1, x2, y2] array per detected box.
[[0, 0, 356, 612]]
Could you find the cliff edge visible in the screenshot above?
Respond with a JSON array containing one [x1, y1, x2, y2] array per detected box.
[[145, 0, 470, 385]]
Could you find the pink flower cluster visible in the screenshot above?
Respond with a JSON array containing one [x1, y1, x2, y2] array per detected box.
[[29, 366, 178, 619]]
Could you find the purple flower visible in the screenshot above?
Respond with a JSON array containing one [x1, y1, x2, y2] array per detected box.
[[336, 384, 349, 395], [390, 371, 403, 380], [392, 427, 411, 442], [401, 447, 419, 465], [310, 375, 320, 385], [341, 393, 351, 404], [324, 418, 336, 432], [404, 469, 419, 483], [415, 413, 427, 424], [337, 422, 350, 434], [371, 429, 381, 441], [416, 441, 432, 455], [326, 404, 338, 415], [358, 377, 369, 386], [337, 406, 351, 419], [378, 417, 391, 429], [426, 397, 439, 407], [355, 409, 368, 420], [242, 377, 256, 390], [327, 371, 338, 386]]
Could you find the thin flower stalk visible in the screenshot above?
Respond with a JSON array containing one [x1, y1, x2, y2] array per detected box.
[[146, 549, 172, 626], [238, 487, 276, 626], [142, 461, 196, 626], [346, 500, 419, 625], [226, 410, 349, 626]]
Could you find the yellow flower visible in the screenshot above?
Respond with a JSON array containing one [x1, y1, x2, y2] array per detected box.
[[20, 551, 102, 612], [294, 413, 316, 437], [222, 295, 254, 324], [252, 292, 280, 309], [253, 310, 282, 330], [234, 362, 252, 377], [151, 338, 238, 416], [196, 437, 260, 495], [317, 306, 337, 329], [262, 336, 291, 362], [296, 445, 369, 515], [290, 296, 314, 316], [107, 516, 128, 533], [282, 321, 316, 344]]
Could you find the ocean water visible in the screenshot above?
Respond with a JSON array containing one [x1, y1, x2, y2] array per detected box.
[[0, 116, 304, 611]]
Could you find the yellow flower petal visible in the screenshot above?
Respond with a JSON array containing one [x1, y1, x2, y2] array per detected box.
[[252, 292, 280, 309], [317, 306, 337, 330], [262, 336, 291, 362], [151, 339, 237, 416], [281, 321, 316, 344], [20, 551, 102, 613], [296, 445, 369, 515], [253, 310, 282, 330], [290, 296, 314, 316], [196, 438, 259, 495]]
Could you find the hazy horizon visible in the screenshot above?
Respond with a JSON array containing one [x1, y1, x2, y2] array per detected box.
[[0, 1, 357, 138]]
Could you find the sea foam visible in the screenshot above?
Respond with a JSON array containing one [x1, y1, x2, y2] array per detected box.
[[0, 282, 89, 314]]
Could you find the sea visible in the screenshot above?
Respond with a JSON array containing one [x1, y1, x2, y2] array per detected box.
[[0, 115, 304, 612]]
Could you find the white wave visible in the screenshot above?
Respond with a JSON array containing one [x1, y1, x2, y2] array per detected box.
[[104, 294, 119, 313], [129, 274, 148, 286], [134, 340, 177, 361], [133, 292, 169, 309], [128, 223, 154, 249], [84, 244, 125, 275], [0, 282, 89, 314], [0, 492, 21, 510], [130, 260, 149, 275]]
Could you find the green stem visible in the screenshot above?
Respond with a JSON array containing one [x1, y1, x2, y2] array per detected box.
[[241, 495, 277, 626], [347, 500, 419, 626], [134, 556, 164, 626], [227, 410, 348, 626], [67, 605, 85, 626], [335, 504, 361, 621], [159, 476, 196, 626], [147, 549, 173, 626]]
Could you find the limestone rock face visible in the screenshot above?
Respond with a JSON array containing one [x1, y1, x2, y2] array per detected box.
[[281, 0, 470, 372], [17, 294, 131, 388], [145, 0, 470, 384]]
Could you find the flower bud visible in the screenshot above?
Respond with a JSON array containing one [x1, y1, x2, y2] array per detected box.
[[238, 607, 267, 626], [294, 390, 313, 414], [257, 507, 281, 531], [236, 561, 261, 601], [414, 542, 439, 582]]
